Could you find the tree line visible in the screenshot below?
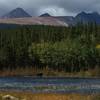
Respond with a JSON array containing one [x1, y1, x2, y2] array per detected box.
[[0, 23, 100, 72]]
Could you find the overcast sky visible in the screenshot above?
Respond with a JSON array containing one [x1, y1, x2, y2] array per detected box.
[[0, 0, 100, 16]]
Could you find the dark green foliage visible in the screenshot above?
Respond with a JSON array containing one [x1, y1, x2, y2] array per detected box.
[[0, 24, 100, 72]]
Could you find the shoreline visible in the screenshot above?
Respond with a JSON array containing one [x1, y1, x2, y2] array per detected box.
[[0, 91, 99, 100], [0, 75, 100, 79], [0, 66, 100, 78], [0, 71, 100, 78]]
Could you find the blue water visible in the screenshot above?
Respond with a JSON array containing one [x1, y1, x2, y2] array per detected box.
[[0, 77, 100, 94]]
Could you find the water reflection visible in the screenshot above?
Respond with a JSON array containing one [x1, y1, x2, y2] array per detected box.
[[0, 77, 99, 94]]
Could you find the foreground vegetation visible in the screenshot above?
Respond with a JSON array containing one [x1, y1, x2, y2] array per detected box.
[[0, 92, 100, 100], [0, 23, 100, 76]]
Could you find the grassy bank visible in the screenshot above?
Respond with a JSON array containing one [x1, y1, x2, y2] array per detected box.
[[0, 92, 100, 100], [0, 66, 100, 77]]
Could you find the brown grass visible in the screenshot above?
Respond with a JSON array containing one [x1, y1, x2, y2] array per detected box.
[[0, 17, 67, 26], [0, 66, 100, 77], [0, 92, 99, 100]]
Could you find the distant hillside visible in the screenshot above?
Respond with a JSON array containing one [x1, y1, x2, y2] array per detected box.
[[54, 16, 75, 26], [54, 12, 100, 25], [40, 13, 74, 25], [0, 17, 68, 27], [2, 8, 31, 18], [40, 12, 100, 25], [40, 13, 51, 17], [75, 12, 100, 24]]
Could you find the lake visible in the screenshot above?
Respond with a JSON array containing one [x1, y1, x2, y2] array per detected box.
[[0, 77, 100, 94]]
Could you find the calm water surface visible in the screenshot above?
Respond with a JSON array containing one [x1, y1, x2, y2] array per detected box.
[[0, 77, 100, 94]]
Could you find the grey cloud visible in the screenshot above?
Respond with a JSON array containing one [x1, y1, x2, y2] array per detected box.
[[0, 0, 100, 16]]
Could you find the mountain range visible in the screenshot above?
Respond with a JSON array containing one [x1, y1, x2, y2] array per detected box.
[[2, 8, 31, 18], [0, 8, 100, 26], [75, 11, 100, 24]]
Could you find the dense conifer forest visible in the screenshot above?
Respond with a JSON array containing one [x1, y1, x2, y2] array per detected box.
[[0, 23, 100, 75]]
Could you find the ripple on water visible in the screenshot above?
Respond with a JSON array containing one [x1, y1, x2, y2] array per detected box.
[[0, 77, 100, 94]]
